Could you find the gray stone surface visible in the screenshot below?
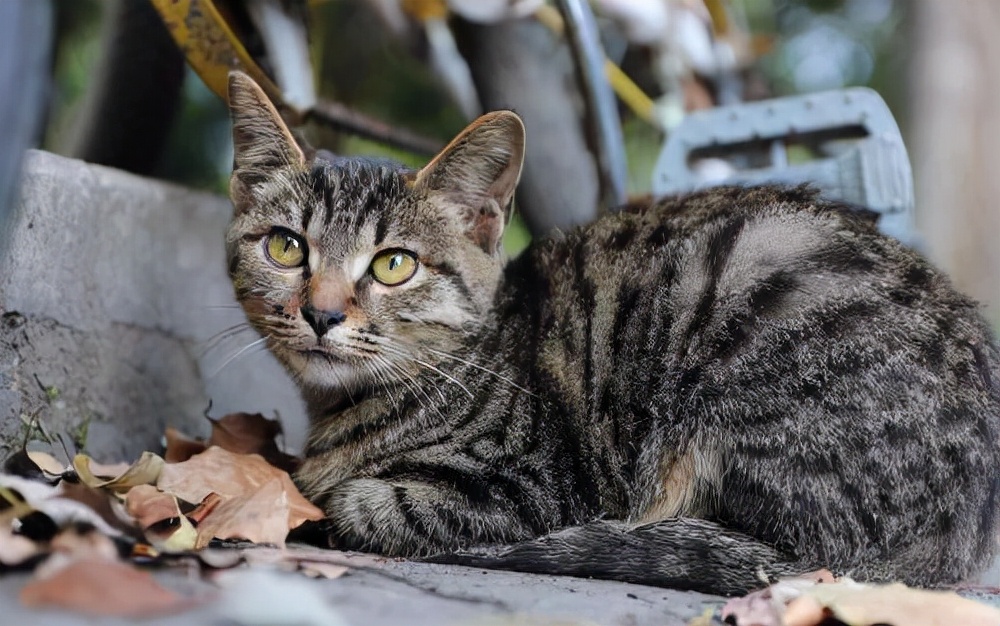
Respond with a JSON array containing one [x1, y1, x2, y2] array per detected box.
[[0, 558, 722, 626], [0, 150, 308, 459]]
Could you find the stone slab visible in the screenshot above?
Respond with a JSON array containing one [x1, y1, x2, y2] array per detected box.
[[0, 150, 308, 459]]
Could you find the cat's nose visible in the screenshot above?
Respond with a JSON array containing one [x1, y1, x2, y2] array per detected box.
[[300, 304, 346, 337]]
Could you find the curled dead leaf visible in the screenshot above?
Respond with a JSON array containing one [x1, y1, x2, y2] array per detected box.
[[124, 485, 197, 553], [26, 451, 69, 478], [73, 452, 164, 493], [208, 412, 283, 456], [188, 492, 223, 525], [157, 446, 321, 531], [804, 582, 1000, 626], [164, 427, 208, 463]]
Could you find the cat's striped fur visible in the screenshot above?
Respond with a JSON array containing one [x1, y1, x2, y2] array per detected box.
[[226, 72, 1000, 595]]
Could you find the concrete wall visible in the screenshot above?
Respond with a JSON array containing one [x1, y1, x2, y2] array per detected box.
[[0, 150, 306, 461]]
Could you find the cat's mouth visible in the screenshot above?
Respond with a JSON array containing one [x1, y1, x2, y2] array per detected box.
[[301, 346, 346, 363]]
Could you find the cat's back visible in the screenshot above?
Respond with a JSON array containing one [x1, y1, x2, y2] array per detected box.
[[522, 184, 988, 351], [502, 184, 999, 579]]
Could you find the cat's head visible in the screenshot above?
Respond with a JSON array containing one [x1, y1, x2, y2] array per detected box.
[[224, 72, 524, 394]]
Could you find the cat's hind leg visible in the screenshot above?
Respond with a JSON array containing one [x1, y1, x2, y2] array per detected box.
[[423, 517, 808, 596]]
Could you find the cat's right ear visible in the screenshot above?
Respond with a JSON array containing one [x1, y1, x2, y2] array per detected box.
[[415, 111, 525, 254], [227, 71, 304, 208]]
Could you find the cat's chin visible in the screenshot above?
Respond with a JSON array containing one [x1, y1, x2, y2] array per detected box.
[[279, 348, 366, 390]]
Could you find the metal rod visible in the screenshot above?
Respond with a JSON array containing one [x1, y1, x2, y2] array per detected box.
[[308, 99, 444, 157], [554, 0, 628, 209]]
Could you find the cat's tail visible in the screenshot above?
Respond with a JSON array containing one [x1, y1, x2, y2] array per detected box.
[[423, 518, 806, 596]]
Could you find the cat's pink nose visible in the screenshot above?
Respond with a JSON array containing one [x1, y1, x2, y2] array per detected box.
[[301, 304, 346, 337]]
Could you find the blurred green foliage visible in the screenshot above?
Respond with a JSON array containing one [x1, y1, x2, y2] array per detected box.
[[46, 0, 906, 218]]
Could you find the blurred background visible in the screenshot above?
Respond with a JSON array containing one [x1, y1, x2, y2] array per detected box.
[[5, 0, 999, 326]]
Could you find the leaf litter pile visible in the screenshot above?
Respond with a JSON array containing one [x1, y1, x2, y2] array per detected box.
[[4, 413, 1000, 624], [0, 412, 370, 619]]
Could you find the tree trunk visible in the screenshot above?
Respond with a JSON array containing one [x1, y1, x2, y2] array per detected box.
[[909, 0, 1000, 326]]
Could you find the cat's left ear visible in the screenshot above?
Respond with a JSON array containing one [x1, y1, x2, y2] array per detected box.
[[415, 111, 525, 254], [227, 71, 305, 206]]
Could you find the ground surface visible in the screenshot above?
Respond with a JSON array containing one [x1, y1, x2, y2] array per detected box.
[[0, 557, 721, 626]]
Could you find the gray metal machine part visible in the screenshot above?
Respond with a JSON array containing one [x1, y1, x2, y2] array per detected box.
[[652, 88, 916, 244]]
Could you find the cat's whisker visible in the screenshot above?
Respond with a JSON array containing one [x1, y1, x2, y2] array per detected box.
[[375, 342, 473, 400], [377, 353, 447, 416], [328, 365, 357, 407], [197, 322, 255, 358], [408, 357, 474, 399], [209, 336, 269, 378], [425, 347, 536, 397]]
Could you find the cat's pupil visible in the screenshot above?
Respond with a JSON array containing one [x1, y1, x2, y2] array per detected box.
[[388, 254, 402, 271], [283, 237, 298, 253]]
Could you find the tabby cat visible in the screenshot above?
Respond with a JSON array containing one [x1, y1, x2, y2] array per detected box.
[[225, 71, 1000, 595]]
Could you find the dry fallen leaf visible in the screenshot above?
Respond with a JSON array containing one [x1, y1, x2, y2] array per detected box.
[[800, 582, 1000, 626], [26, 451, 69, 478], [58, 482, 140, 538], [20, 557, 193, 617], [164, 426, 208, 463], [721, 570, 839, 626], [209, 412, 284, 455], [192, 479, 293, 548], [724, 577, 1000, 626], [1, 474, 123, 538], [124, 484, 197, 552], [73, 452, 164, 493], [166, 413, 300, 472], [0, 524, 42, 566], [157, 446, 321, 530]]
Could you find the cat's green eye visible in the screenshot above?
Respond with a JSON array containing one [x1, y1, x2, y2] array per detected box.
[[266, 230, 307, 268], [370, 249, 418, 286]]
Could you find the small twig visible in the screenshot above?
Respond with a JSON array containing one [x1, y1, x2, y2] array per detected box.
[[307, 99, 443, 157]]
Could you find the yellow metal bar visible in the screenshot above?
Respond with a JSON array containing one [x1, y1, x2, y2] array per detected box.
[[703, 0, 730, 36], [604, 59, 657, 127], [148, 0, 283, 106]]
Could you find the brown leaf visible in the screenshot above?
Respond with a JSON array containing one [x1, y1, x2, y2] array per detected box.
[[164, 427, 208, 463], [208, 412, 300, 473], [125, 485, 181, 529], [19, 557, 194, 617], [58, 482, 142, 539], [209, 412, 282, 454], [157, 447, 321, 532], [193, 479, 292, 548], [188, 492, 222, 525], [124, 485, 197, 552]]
